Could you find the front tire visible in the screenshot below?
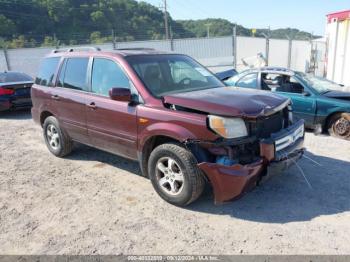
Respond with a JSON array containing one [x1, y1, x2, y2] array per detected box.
[[148, 143, 205, 206], [328, 113, 350, 140], [43, 116, 73, 157]]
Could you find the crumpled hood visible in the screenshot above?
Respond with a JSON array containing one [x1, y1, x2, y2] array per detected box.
[[163, 87, 289, 118], [323, 90, 350, 101]]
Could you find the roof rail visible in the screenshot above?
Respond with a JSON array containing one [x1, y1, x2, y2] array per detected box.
[[52, 46, 101, 53], [116, 48, 155, 51]]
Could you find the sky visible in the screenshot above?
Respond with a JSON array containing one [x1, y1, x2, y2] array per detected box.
[[138, 0, 350, 35]]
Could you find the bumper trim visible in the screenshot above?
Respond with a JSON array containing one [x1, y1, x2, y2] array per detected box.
[[274, 122, 304, 152], [260, 119, 305, 162]]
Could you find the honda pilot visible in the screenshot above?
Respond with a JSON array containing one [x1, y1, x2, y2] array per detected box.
[[31, 48, 305, 206]]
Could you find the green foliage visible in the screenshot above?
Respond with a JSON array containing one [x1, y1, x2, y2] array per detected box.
[[178, 19, 318, 40], [0, 0, 319, 48], [0, 15, 16, 37]]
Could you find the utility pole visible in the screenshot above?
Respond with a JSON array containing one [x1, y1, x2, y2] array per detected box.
[[163, 0, 170, 40]]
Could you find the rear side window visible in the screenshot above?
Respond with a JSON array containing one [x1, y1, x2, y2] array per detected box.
[[58, 57, 89, 91], [91, 58, 130, 96], [35, 57, 60, 86]]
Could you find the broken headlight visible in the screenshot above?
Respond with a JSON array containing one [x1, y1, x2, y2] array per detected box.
[[208, 115, 248, 139]]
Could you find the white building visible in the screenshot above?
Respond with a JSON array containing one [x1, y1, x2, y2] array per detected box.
[[325, 10, 350, 88]]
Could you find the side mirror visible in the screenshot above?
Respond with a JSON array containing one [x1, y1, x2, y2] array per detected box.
[[109, 87, 131, 102], [302, 91, 311, 96]]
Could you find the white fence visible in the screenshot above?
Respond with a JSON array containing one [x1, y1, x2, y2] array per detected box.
[[0, 36, 325, 78]]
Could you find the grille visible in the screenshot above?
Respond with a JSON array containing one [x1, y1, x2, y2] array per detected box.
[[249, 107, 289, 139]]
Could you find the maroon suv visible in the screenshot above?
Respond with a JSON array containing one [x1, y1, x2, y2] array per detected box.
[[31, 48, 305, 206]]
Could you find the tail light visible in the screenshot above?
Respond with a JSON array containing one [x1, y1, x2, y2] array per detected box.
[[0, 86, 15, 96]]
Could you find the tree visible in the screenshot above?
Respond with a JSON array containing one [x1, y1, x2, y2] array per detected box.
[[0, 0, 319, 48]]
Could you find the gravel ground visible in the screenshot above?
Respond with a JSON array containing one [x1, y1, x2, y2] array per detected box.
[[0, 110, 349, 255]]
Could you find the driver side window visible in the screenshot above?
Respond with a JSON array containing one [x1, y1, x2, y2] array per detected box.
[[91, 58, 130, 96], [278, 76, 304, 94]]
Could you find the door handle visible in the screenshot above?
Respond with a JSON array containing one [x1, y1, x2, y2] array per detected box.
[[87, 102, 97, 109], [51, 94, 60, 100]]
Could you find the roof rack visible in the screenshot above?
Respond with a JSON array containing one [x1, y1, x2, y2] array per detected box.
[[52, 46, 101, 53], [116, 48, 155, 51]]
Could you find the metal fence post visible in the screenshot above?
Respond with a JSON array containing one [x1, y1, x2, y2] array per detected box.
[[112, 29, 116, 50], [262, 28, 270, 66], [170, 37, 174, 52], [232, 25, 237, 69], [3, 47, 11, 71], [0, 38, 10, 71], [170, 26, 174, 51], [286, 35, 293, 69]]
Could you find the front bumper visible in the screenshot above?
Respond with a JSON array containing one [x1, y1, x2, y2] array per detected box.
[[198, 120, 305, 203]]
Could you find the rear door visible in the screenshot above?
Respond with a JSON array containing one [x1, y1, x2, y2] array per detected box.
[[32, 57, 61, 122], [52, 57, 91, 144], [86, 57, 138, 159]]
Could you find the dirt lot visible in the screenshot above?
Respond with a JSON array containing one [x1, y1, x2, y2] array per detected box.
[[0, 110, 349, 255]]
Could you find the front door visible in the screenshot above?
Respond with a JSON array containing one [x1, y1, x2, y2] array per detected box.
[[86, 57, 138, 160], [264, 73, 317, 127]]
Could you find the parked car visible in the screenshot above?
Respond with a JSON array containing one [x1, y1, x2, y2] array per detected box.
[[224, 67, 350, 139], [31, 48, 305, 206], [215, 68, 238, 81], [0, 71, 33, 112]]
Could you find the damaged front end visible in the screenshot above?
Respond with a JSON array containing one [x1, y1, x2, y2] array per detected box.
[[186, 112, 305, 204], [164, 89, 305, 203]]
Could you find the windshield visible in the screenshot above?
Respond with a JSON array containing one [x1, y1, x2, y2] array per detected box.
[[125, 54, 224, 97], [0, 72, 33, 83], [296, 73, 341, 94]]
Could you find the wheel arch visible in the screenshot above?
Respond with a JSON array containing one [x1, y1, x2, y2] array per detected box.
[[138, 126, 208, 177], [40, 111, 54, 126], [139, 135, 181, 178], [324, 111, 348, 130]]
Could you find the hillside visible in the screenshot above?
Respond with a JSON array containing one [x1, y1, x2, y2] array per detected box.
[[178, 19, 319, 40], [0, 0, 318, 49]]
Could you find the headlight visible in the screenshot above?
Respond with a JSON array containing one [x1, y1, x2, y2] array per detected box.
[[208, 115, 248, 139]]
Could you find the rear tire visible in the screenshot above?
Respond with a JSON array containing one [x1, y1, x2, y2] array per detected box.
[[43, 116, 73, 157], [148, 143, 205, 206], [328, 113, 350, 140]]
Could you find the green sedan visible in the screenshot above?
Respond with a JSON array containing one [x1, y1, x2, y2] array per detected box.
[[224, 67, 350, 140]]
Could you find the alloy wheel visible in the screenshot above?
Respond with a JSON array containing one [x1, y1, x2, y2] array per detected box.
[[46, 124, 60, 150], [155, 157, 185, 196]]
